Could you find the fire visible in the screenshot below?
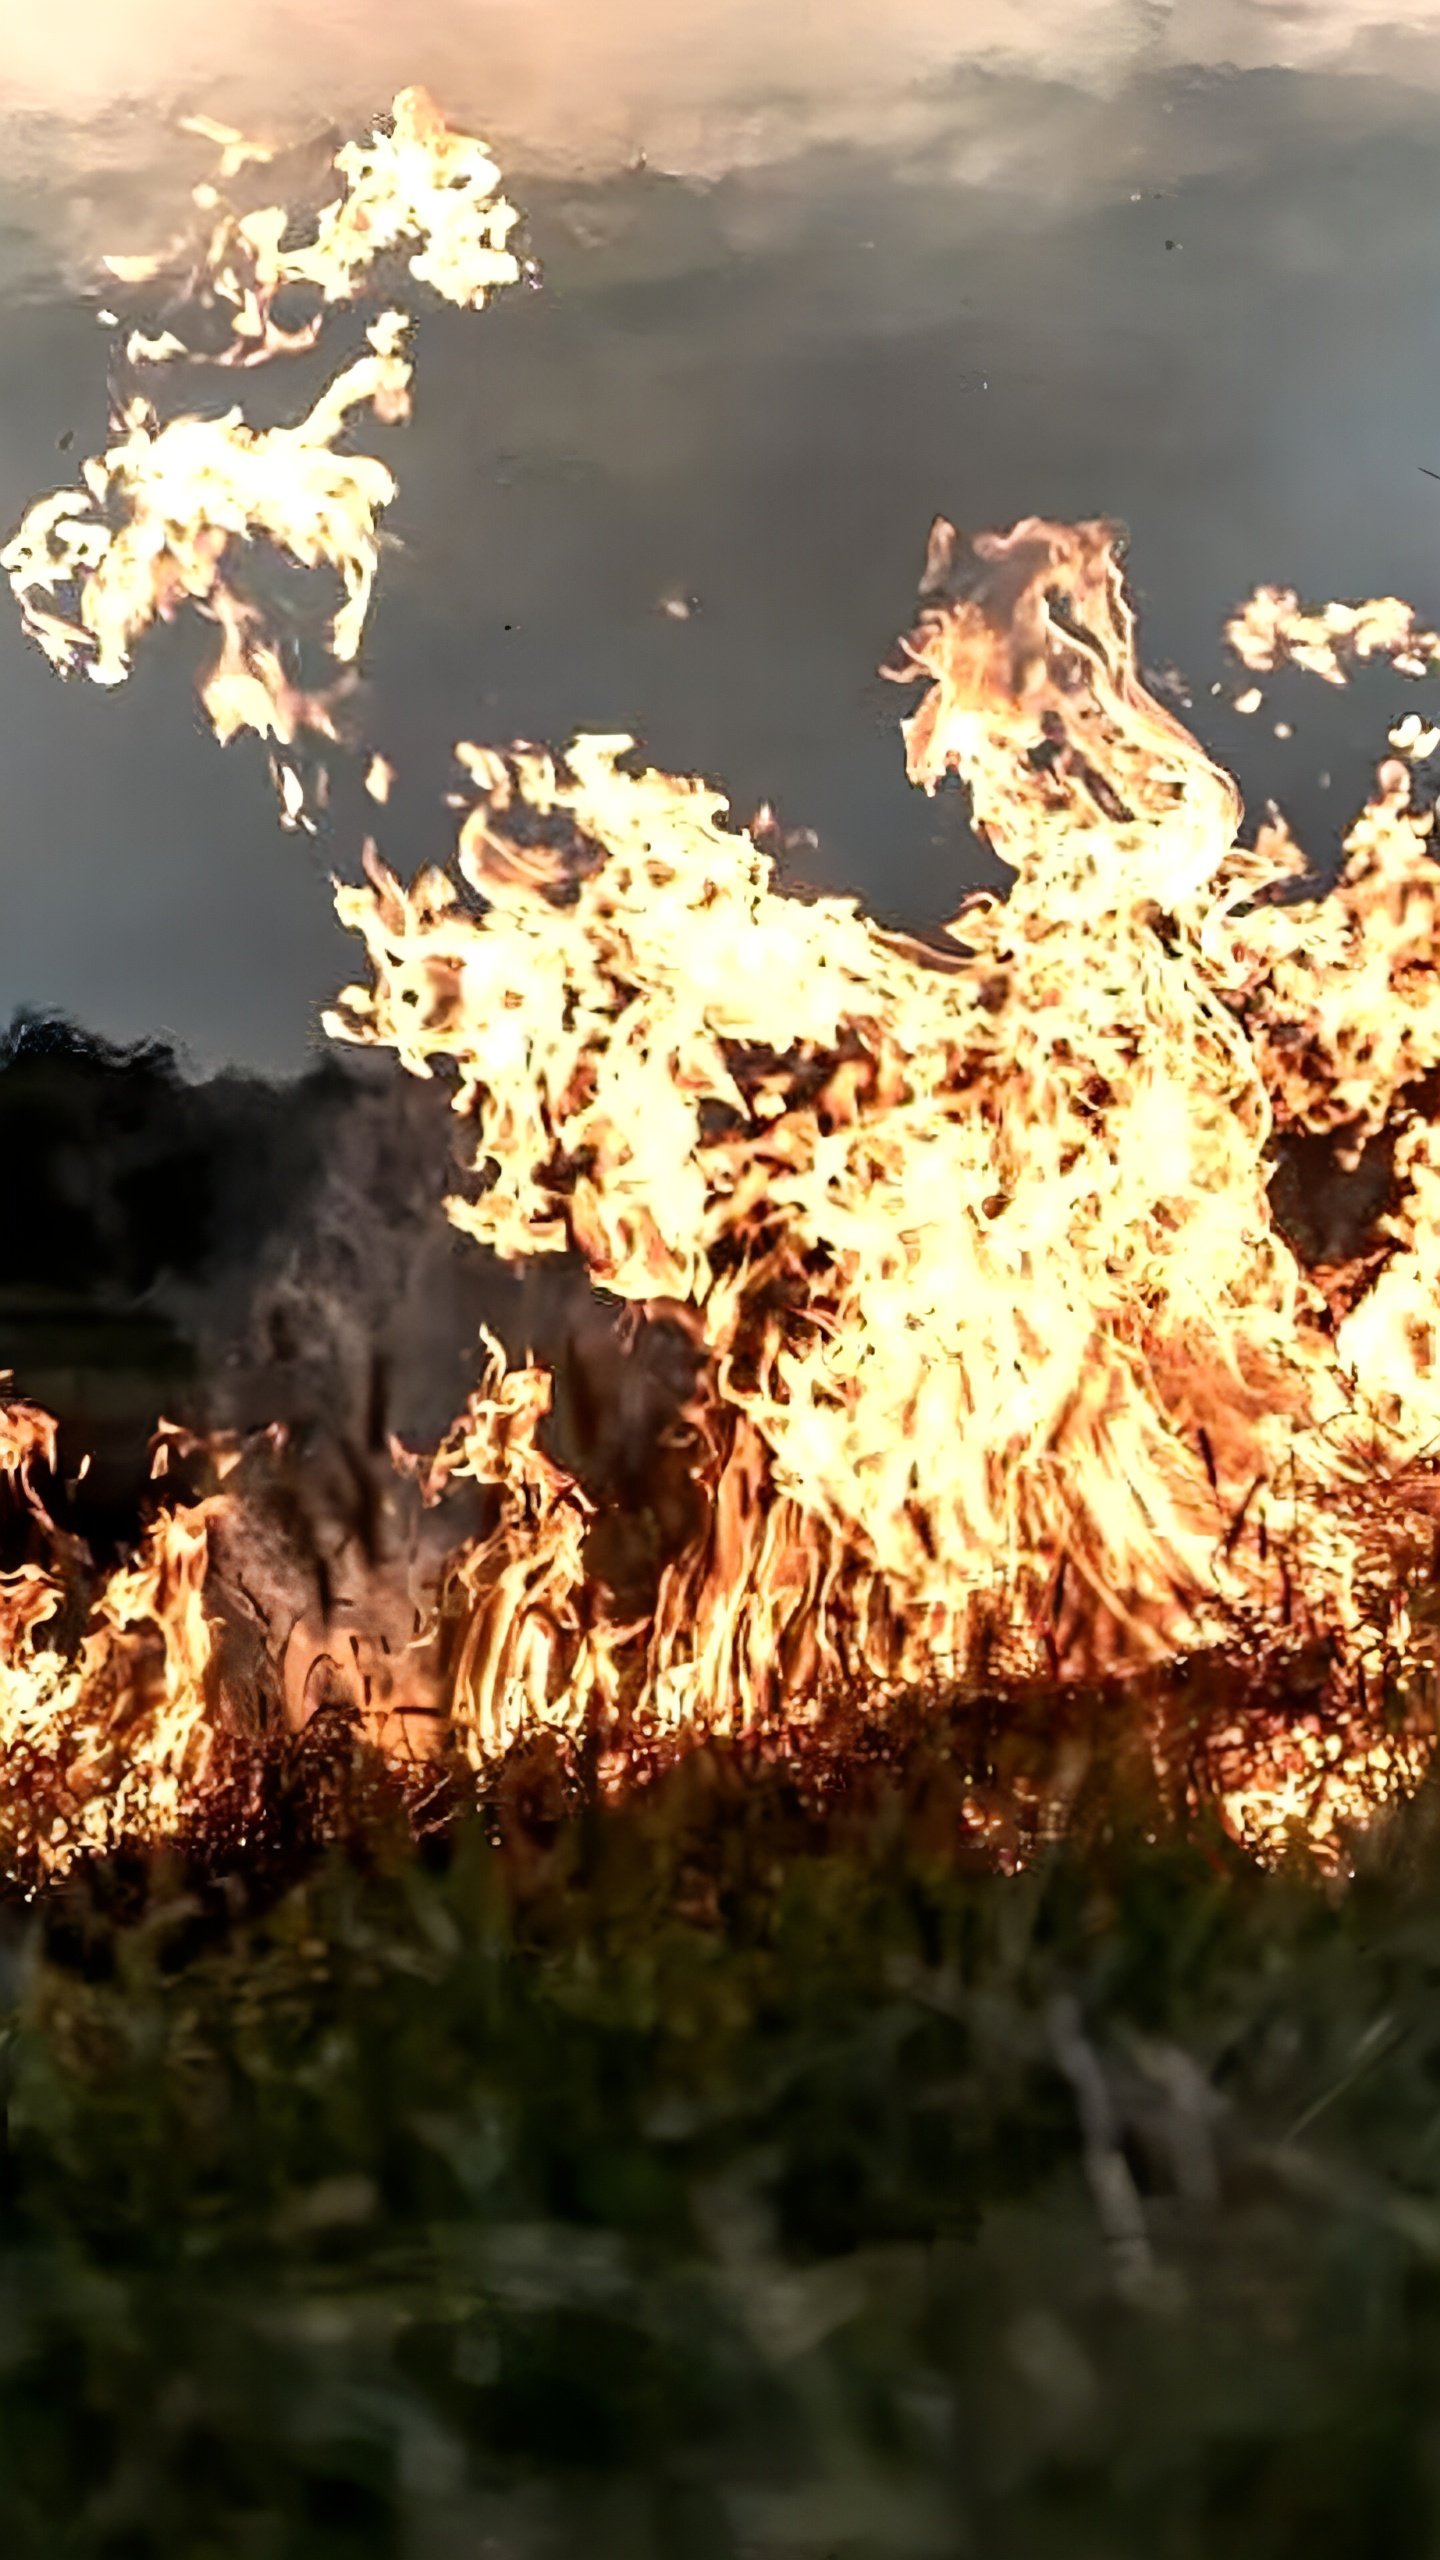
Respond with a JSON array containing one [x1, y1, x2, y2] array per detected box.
[[1226, 585, 1440, 687], [110, 88, 525, 367], [6, 102, 1440, 1875], [319, 526, 1440, 1826], [3, 325, 410, 750], [0, 1478, 219, 1872], [2, 91, 525, 826]]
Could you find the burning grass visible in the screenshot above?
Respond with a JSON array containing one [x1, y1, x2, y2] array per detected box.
[[8, 89, 1440, 1875]]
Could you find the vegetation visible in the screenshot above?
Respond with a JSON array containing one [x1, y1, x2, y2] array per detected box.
[[0, 1705, 1438, 2558]]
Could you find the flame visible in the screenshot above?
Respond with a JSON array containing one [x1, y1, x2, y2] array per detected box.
[[8, 106, 1440, 1875], [11, 506, 1440, 1870], [4, 92, 525, 825], [4, 328, 408, 684], [312, 519, 1440, 1860], [0, 1415, 220, 1872], [1226, 585, 1440, 687], [110, 87, 523, 368]]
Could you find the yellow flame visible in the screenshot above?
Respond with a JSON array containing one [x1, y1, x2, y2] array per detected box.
[[110, 87, 523, 369], [1226, 586, 1440, 686], [10, 510, 1440, 1871], [311, 523, 1440, 1865], [4, 92, 525, 827], [8, 102, 1440, 1874], [0, 1421, 219, 1872]]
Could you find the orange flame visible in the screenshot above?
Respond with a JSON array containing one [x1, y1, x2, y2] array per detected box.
[[0, 1418, 220, 1871], [309, 522, 1440, 1861], [4, 93, 525, 827], [109, 87, 524, 368], [10, 507, 1440, 1871], [1226, 585, 1440, 687], [7, 104, 1440, 1874]]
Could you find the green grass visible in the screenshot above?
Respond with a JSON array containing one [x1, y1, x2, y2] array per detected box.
[[3, 1713, 1440, 2559]]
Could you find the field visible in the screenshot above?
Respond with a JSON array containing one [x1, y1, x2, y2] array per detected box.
[[3, 1708, 1439, 2560]]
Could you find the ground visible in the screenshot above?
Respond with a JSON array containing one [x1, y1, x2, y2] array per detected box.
[[1, 1714, 1438, 2559]]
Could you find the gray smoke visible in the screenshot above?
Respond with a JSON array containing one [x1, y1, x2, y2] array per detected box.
[[5, 0, 1440, 282]]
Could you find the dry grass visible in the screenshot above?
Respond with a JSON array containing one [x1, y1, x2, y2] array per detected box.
[[0, 1664, 1436, 2555]]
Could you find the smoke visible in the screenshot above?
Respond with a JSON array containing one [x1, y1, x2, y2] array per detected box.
[[5, 0, 1440, 236], [0, 2, 1156, 172], [0, 1017, 694, 1569], [0, 1021, 490, 1515]]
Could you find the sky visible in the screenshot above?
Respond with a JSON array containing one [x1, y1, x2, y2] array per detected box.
[[1, 2, 1440, 1069]]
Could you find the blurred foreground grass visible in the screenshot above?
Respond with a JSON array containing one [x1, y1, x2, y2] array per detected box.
[[2, 1706, 1440, 2559]]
